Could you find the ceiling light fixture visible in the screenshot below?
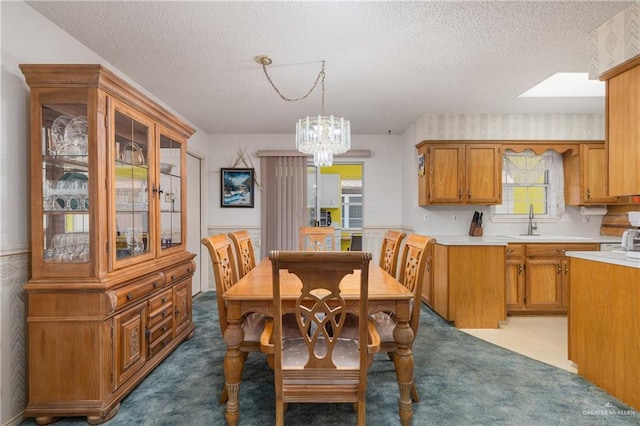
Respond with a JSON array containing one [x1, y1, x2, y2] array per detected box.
[[256, 55, 350, 167]]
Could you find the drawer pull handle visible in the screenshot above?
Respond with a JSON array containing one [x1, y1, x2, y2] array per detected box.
[[171, 275, 175, 280], [162, 326, 167, 332], [145, 329, 151, 338], [126, 293, 133, 301], [161, 311, 166, 317]]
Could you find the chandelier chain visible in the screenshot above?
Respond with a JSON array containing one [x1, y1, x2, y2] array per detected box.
[[261, 60, 326, 115]]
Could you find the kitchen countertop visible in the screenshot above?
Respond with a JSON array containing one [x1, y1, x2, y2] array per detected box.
[[566, 250, 640, 269], [432, 235, 622, 246]]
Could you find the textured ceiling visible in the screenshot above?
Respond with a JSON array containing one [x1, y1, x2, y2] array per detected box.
[[27, 1, 632, 135]]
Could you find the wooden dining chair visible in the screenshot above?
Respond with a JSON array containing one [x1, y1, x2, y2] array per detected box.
[[379, 230, 407, 278], [228, 230, 256, 279], [298, 226, 335, 251], [260, 251, 380, 426], [372, 233, 432, 402], [201, 233, 266, 403]]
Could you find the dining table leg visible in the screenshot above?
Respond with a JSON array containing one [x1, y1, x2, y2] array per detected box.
[[393, 305, 415, 426], [223, 310, 245, 426]]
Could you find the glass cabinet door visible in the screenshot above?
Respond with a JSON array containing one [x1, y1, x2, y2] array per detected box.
[[158, 130, 184, 253], [41, 103, 90, 266], [112, 105, 153, 265]]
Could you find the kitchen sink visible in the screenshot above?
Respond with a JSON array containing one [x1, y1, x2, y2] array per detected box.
[[496, 235, 593, 241]]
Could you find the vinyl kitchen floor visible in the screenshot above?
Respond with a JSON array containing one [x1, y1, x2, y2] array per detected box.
[[460, 316, 577, 373]]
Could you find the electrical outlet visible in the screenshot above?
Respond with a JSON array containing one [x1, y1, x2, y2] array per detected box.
[[423, 213, 430, 222], [562, 213, 571, 222], [451, 213, 458, 223], [582, 215, 590, 223]]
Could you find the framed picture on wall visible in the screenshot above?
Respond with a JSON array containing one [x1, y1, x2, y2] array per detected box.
[[221, 168, 255, 208]]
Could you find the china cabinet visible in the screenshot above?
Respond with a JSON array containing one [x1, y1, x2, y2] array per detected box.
[[417, 142, 502, 205], [20, 64, 195, 424]]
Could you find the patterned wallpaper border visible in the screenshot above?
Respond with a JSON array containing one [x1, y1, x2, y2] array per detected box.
[[589, 1, 640, 78], [415, 113, 604, 142]]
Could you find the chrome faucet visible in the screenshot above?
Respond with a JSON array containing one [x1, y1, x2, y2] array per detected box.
[[527, 203, 538, 235]]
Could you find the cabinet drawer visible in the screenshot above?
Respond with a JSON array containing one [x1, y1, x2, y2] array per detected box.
[[164, 260, 195, 285], [148, 302, 173, 329], [506, 244, 524, 258], [149, 331, 173, 358], [148, 288, 172, 312], [115, 273, 163, 309], [525, 243, 599, 258], [148, 315, 173, 344]]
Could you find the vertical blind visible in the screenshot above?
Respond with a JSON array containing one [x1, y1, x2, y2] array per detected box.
[[260, 156, 307, 257]]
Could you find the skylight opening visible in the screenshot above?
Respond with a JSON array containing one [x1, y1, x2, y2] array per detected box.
[[518, 72, 604, 98]]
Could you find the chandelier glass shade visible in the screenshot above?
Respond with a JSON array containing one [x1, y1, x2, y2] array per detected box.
[[257, 55, 351, 167], [296, 114, 351, 167]]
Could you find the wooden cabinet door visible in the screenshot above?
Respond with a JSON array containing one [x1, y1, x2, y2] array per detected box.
[[420, 240, 434, 307], [173, 279, 192, 336], [428, 144, 465, 203], [524, 259, 562, 310], [465, 144, 501, 204], [319, 174, 340, 207], [581, 145, 619, 204], [114, 303, 147, 387], [607, 62, 640, 196], [505, 259, 525, 311]]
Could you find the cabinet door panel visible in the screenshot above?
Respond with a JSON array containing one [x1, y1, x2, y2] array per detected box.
[[525, 259, 562, 309], [173, 279, 192, 336], [607, 64, 640, 196], [505, 260, 525, 310], [429, 145, 464, 203], [466, 145, 501, 203], [114, 303, 147, 387]]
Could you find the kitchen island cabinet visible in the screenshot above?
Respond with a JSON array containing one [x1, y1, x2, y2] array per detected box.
[[567, 251, 640, 411], [432, 243, 505, 328]]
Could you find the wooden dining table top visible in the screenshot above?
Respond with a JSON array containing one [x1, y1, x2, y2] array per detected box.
[[223, 257, 413, 302]]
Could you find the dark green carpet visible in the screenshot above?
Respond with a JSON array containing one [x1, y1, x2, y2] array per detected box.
[[21, 291, 640, 425]]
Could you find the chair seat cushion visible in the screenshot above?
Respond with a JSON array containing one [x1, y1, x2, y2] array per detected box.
[[242, 312, 267, 342], [282, 337, 360, 369], [370, 312, 396, 343]]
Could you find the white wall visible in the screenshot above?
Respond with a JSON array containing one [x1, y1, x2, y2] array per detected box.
[[206, 133, 404, 229]]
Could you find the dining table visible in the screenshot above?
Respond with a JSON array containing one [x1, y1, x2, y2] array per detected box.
[[221, 256, 416, 426]]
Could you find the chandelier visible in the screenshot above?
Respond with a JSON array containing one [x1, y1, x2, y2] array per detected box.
[[256, 55, 351, 167]]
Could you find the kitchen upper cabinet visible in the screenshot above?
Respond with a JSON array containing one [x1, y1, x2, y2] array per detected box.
[[564, 143, 621, 205], [319, 173, 340, 208], [417, 142, 501, 205], [603, 55, 640, 196]]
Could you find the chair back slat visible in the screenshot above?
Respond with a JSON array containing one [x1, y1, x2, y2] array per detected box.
[[201, 234, 238, 334], [397, 234, 432, 334], [229, 230, 256, 279], [378, 230, 407, 277], [298, 226, 335, 251]]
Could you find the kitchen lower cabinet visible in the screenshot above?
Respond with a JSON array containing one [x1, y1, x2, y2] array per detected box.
[[432, 244, 505, 328], [507, 243, 599, 315], [419, 239, 435, 307], [505, 244, 525, 311]]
